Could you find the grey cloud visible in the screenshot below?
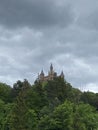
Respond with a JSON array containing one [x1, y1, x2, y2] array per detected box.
[[77, 8, 98, 30], [0, 0, 98, 92], [0, 26, 98, 92], [78, 18, 98, 31], [49, 54, 98, 91], [0, 0, 74, 29]]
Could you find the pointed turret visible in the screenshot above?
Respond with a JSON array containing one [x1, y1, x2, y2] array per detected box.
[[60, 71, 64, 78], [48, 63, 55, 80], [40, 70, 44, 76], [50, 63, 53, 72], [39, 69, 44, 81]]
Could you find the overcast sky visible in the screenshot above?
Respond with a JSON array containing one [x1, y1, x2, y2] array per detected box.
[[0, 0, 98, 92]]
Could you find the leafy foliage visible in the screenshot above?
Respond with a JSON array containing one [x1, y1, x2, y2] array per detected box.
[[0, 83, 12, 103], [0, 77, 98, 130]]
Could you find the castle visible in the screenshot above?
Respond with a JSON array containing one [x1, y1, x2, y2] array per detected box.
[[37, 64, 64, 82]]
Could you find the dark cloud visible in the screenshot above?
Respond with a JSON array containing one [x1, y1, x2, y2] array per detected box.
[[78, 11, 98, 30], [0, 0, 74, 29], [0, 0, 98, 92], [76, 1, 98, 30]]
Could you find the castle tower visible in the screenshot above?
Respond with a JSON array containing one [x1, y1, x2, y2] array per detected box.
[[50, 63, 53, 72], [48, 64, 55, 80], [49, 63, 54, 74], [39, 70, 44, 81], [60, 71, 64, 78]]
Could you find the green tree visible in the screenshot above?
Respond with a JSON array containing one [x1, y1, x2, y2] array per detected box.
[[68, 88, 82, 103], [25, 82, 49, 121], [73, 103, 98, 130], [45, 77, 72, 107], [81, 91, 98, 109], [0, 83, 12, 103], [0, 99, 5, 129], [0, 99, 13, 130], [7, 79, 38, 130], [38, 101, 98, 130]]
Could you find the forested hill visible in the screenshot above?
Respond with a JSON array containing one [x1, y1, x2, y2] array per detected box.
[[0, 77, 98, 130]]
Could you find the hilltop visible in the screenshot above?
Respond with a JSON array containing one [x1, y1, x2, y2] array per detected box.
[[0, 75, 98, 129]]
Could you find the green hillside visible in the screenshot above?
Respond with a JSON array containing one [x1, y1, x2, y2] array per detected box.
[[0, 77, 98, 130]]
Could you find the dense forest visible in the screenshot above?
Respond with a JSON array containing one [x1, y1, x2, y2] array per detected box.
[[0, 77, 98, 130]]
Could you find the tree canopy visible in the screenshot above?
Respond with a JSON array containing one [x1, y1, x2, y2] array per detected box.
[[0, 77, 98, 130]]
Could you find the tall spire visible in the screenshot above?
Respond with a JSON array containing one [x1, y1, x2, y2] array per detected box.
[[39, 69, 44, 81], [40, 69, 44, 76], [50, 63, 53, 71], [60, 71, 64, 78]]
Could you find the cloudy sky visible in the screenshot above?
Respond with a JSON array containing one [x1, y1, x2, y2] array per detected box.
[[0, 0, 98, 92]]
